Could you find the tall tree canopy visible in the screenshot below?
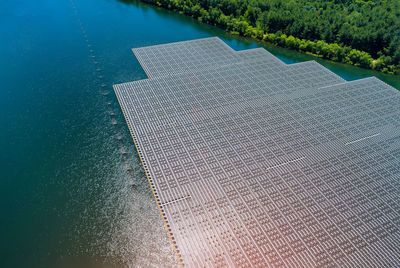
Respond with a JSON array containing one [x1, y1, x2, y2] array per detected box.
[[134, 0, 400, 74]]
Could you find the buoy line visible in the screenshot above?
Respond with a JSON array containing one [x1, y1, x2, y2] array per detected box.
[[69, 0, 136, 189]]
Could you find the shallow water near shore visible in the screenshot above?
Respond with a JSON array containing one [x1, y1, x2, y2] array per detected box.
[[0, 0, 398, 267]]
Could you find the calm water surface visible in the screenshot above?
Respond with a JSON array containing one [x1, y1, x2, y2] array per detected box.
[[1, 0, 399, 267]]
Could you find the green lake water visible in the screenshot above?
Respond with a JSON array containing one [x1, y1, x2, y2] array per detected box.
[[1, 0, 398, 267]]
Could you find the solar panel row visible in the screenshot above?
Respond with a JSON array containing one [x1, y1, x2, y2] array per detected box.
[[114, 37, 400, 267]]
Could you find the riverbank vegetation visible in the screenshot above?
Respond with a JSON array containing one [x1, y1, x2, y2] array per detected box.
[[134, 0, 400, 74]]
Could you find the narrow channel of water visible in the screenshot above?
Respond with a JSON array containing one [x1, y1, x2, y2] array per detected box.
[[0, 0, 398, 267]]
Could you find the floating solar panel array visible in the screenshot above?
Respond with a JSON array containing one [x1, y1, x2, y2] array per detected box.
[[114, 37, 400, 267]]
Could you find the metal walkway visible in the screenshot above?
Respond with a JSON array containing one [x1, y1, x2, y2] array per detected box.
[[114, 37, 400, 267]]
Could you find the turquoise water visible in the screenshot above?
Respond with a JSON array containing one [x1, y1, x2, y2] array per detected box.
[[1, 0, 398, 267]]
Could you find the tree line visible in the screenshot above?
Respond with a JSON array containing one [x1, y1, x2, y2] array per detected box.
[[134, 0, 400, 74]]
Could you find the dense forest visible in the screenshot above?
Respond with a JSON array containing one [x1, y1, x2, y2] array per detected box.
[[132, 0, 400, 74]]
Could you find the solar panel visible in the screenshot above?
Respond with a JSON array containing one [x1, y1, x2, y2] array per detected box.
[[133, 37, 287, 79], [114, 37, 400, 266], [236, 47, 286, 66], [133, 37, 238, 78]]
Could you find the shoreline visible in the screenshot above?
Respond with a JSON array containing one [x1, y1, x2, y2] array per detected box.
[[133, 0, 400, 76]]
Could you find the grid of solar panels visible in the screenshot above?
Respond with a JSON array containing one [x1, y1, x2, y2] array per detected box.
[[133, 37, 286, 79], [115, 37, 400, 267], [236, 47, 286, 67]]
